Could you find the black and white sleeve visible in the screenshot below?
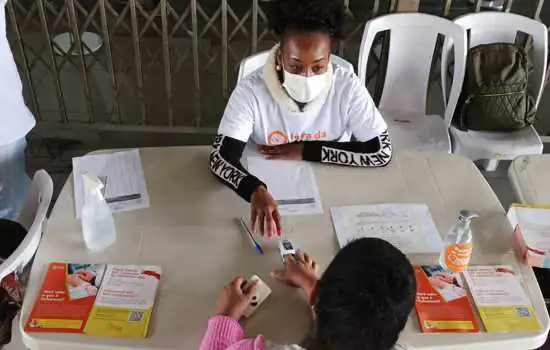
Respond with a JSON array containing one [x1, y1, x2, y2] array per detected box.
[[301, 130, 393, 167], [209, 134, 265, 202], [302, 72, 393, 168]]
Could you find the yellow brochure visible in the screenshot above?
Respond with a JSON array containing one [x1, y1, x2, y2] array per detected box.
[[463, 265, 541, 333]]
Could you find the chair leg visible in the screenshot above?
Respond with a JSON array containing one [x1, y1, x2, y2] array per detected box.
[[481, 159, 500, 171]]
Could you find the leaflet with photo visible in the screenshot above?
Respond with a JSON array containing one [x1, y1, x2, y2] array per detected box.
[[25, 263, 161, 338], [415, 266, 479, 333]]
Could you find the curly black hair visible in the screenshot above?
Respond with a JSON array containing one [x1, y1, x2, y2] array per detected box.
[[315, 238, 416, 350], [267, 0, 345, 40]]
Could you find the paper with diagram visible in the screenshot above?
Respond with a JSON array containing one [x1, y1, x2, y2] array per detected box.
[[73, 149, 150, 218], [247, 157, 323, 216], [330, 203, 443, 253]]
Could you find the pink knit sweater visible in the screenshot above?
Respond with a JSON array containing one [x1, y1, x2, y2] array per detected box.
[[199, 316, 266, 350], [198, 316, 411, 350]]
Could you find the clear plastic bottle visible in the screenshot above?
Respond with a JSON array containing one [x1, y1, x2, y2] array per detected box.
[[81, 173, 116, 251], [439, 210, 478, 273]]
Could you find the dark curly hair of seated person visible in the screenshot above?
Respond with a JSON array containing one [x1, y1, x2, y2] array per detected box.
[[267, 0, 346, 41], [313, 237, 417, 350]]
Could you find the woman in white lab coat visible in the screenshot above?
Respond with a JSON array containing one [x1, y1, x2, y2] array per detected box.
[[209, 0, 392, 238], [0, 0, 36, 219]]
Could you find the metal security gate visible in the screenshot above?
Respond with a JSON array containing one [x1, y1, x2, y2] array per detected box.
[[6, 0, 547, 134]]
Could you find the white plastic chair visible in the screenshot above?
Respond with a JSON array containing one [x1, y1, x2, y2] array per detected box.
[[0, 170, 53, 282], [358, 13, 467, 153], [441, 12, 548, 171], [237, 50, 355, 81]]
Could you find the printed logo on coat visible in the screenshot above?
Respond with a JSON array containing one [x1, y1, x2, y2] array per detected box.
[[267, 130, 289, 145], [267, 130, 329, 145]]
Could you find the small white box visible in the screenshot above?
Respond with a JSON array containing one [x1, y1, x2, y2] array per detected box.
[[243, 275, 271, 318]]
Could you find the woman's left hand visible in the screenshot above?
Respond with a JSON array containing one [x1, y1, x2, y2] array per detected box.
[[258, 143, 304, 160]]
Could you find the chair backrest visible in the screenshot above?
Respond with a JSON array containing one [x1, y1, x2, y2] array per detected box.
[[0, 170, 53, 282], [441, 12, 548, 110], [237, 50, 355, 81], [238, 51, 270, 81], [358, 13, 467, 127]]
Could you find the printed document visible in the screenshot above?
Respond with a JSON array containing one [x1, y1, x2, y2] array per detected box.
[[509, 204, 550, 251], [25, 263, 161, 338], [330, 203, 443, 253], [247, 157, 323, 216], [73, 149, 150, 218], [463, 265, 541, 332], [414, 265, 479, 333]]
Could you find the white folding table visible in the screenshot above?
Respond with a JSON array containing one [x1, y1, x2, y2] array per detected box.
[[19, 147, 550, 350]]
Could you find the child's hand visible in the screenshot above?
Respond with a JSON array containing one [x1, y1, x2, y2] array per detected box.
[[216, 277, 259, 320], [271, 251, 318, 300]]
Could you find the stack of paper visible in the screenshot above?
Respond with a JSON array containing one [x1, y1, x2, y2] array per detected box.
[[246, 157, 323, 216], [330, 203, 443, 253], [72, 149, 150, 217]]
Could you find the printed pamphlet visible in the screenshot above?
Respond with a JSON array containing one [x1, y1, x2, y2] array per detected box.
[[25, 263, 161, 338], [463, 265, 541, 332], [414, 266, 479, 333], [508, 204, 550, 267]]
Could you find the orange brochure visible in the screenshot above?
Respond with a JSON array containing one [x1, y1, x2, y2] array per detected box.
[[415, 266, 480, 333], [25, 262, 161, 338]]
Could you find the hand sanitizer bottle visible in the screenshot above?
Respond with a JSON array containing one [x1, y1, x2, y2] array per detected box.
[[81, 173, 116, 251], [439, 210, 478, 273]]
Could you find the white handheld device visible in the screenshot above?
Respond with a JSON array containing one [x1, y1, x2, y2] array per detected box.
[[242, 275, 271, 318], [278, 238, 297, 264]]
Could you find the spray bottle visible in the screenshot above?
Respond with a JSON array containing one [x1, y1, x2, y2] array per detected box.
[[81, 172, 117, 251], [439, 210, 478, 273]]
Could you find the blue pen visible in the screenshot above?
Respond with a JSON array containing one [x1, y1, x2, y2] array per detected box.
[[239, 217, 264, 255]]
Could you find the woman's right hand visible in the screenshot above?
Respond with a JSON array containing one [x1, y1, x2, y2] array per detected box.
[[251, 186, 282, 238]]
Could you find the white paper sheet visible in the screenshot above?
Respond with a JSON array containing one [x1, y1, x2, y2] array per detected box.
[[463, 265, 532, 306], [73, 149, 150, 218], [247, 157, 323, 216], [509, 205, 550, 251], [330, 203, 443, 253]]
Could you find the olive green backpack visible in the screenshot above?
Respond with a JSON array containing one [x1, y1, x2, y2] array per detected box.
[[454, 43, 536, 131]]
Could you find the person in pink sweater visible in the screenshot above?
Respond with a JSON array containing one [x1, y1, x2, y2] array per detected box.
[[199, 237, 416, 350]]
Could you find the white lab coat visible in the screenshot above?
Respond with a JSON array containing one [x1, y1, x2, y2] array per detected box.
[[0, 0, 35, 146], [0, 0, 34, 219]]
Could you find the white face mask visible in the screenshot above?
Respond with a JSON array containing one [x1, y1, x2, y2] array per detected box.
[[282, 69, 329, 103]]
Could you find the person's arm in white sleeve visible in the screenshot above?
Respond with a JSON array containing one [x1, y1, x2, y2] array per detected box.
[[210, 82, 266, 202], [301, 77, 392, 167]]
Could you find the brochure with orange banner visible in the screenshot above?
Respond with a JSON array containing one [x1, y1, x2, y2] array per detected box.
[[25, 262, 161, 338], [415, 265, 480, 333]]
